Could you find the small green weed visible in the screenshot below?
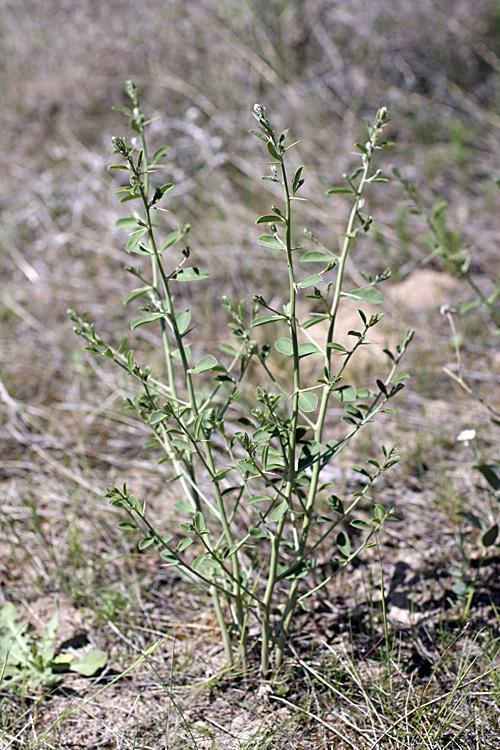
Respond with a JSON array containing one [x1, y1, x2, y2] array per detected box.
[[0, 601, 107, 695]]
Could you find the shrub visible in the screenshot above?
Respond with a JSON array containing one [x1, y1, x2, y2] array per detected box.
[[71, 82, 413, 676]]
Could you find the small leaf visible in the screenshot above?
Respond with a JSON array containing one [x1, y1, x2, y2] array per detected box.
[[326, 187, 355, 194], [138, 537, 155, 550], [150, 183, 174, 207], [342, 287, 384, 305], [475, 464, 500, 492], [151, 145, 170, 166], [219, 342, 238, 356], [256, 215, 285, 224], [115, 217, 141, 229], [336, 531, 351, 557], [301, 251, 334, 263], [175, 310, 191, 335], [267, 141, 281, 160], [246, 495, 271, 505], [482, 524, 499, 547], [251, 315, 283, 328], [173, 267, 210, 282], [191, 355, 218, 373], [328, 495, 344, 514], [249, 525, 269, 538], [70, 650, 107, 677], [332, 385, 357, 402], [298, 342, 322, 357], [275, 337, 294, 355], [160, 230, 182, 251], [298, 392, 318, 412], [171, 438, 194, 452], [176, 537, 193, 553], [126, 229, 148, 253], [299, 274, 322, 288], [350, 519, 371, 531], [149, 411, 168, 425], [271, 500, 289, 522], [258, 235, 283, 250], [131, 312, 167, 329]]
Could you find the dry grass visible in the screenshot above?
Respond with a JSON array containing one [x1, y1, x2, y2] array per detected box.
[[1, 1, 500, 747]]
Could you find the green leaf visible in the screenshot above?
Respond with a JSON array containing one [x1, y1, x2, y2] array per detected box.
[[117, 522, 137, 531], [191, 554, 207, 571], [219, 342, 238, 356], [191, 355, 218, 373], [115, 217, 141, 229], [350, 519, 371, 531], [150, 183, 174, 207], [298, 342, 322, 357], [267, 141, 281, 160], [249, 128, 268, 142], [271, 500, 289, 522], [213, 468, 232, 480], [131, 312, 167, 329], [175, 310, 191, 335], [292, 165, 304, 195], [160, 230, 182, 251], [126, 229, 148, 253], [328, 495, 344, 514], [301, 251, 334, 263], [171, 438, 194, 452], [342, 287, 384, 305], [336, 531, 351, 557], [173, 267, 210, 282], [251, 315, 283, 328], [482, 524, 499, 547], [151, 145, 170, 166], [475, 464, 500, 492], [176, 537, 193, 553], [299, 274, 322, 288], [193, 512, 207, 534], [249, 525, 269, 538], [258, 235, 283, 250], [298, 392, 318, 412], [327, 342, 348, 353], [70, 651, 107, 676], [246, 495, 271, 505], [159, 549, 178, 564], [326, 187, 355, 195], [123, 286, 152, 305], [256, 215, 285, 224], [275, 337, 294, 355], [149, 411, 168, 425], [332, 385, 357, 402], [138, 537, 155, 550]]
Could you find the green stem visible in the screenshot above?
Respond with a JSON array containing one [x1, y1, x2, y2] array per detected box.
[[275, 118, 387, 669], [260, 146, 300, 676]]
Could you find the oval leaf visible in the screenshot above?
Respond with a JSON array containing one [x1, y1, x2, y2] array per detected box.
[[191, 355, 218, 373], [299, 274, 322, 288], [343, 288, 384, 305], [131, 312, 167, 329], [271, 500, 289, 522], [258, 235, 283, 250], [336, 531, 351, 558], [301, 251, 334, 263], [173, 267, 210, 282], [70, 650, 107, 677], [482, 524, 499, 547], [275, 337, 294, 355], [298, 392, 318, 412]]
